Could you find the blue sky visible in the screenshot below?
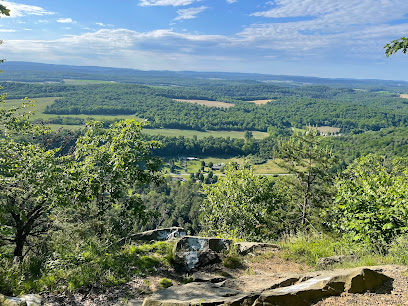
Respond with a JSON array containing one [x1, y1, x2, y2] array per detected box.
[[1, 0, 408, 80]]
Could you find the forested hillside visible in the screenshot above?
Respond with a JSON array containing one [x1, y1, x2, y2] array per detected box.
[[2, 81, 408, 133]]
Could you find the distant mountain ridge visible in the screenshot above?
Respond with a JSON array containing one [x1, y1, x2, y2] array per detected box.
[[1, 61, 408, 90]]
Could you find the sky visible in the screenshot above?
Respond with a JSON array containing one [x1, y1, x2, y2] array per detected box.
[[0, 0, 408, 80]]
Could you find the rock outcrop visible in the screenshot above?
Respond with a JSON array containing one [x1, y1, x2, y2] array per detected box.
[[173, 236, 233, 271], [119, 227, 186, 244], [143, 266, 393, 305]]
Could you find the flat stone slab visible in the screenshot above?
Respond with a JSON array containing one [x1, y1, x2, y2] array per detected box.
[[253, 267, 393, 305], [234, 242, 279, 255], [143, 266, 393, 306], [127, 227, 186, 242], [142, 282, 258, 306]]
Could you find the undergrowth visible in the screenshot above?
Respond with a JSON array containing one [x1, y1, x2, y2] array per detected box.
[[278, 232, 408, 270], [0, 241, 174, 296]]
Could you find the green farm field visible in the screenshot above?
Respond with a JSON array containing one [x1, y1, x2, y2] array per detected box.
[[3, 97, 138, 130], [163, 157, 289, 175]]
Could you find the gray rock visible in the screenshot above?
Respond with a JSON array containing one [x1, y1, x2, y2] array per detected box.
[[192, 272, 227, 283], [0, 294, 26, 306], [316, 255, 358, 268], [234, 242, 279, 256], [127, 227, 186, 242], [253, 267, 393, 305], [19, 294, 42, 306], [173, 236, 233, 271], [142, 282, 258, 306]]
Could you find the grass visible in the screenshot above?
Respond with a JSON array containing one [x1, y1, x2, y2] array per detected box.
[[316, 126, 341, 134], [3, 98, 140, 130], [277, 232, 398, 270], [163, 157, 292, 176], [173, 99, 235, 108], [252, 159, 289, 174]]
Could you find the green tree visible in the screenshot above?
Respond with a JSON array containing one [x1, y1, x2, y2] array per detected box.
[[0, 100, 71, 260], [334, 154, 408, 250], [71, 120, 162, 236], [275, 127, 337, 229], [201, 165, 281, 241], [385, 37, 408, 57]]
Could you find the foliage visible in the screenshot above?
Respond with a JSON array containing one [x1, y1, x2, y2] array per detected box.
[[0, 240, 174, 295], [201, 165, 282, 241], [0, 98, 72, 259], [275, 127, 338, 229], [159, 278, 173, 288], [385, 37, 408, 57], [139, 179, 204, 234], [334, 154, 408, 250]]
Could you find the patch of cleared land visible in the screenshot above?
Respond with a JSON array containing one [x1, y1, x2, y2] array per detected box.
[[400, 94, 408, 99], [173, 99, 235, 108], [247, 99, 275, 105], [143, 129, 269, 139], [316, 126, 341, 134]]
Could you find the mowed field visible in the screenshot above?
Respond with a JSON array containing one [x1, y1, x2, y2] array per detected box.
[[400, 94, 408, 99], [247, 99, 275, 105], [173, 99, 235, 108], [315, 126, 341, 134]]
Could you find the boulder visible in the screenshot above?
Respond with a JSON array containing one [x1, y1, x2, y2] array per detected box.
[[19, 294, 42, 306], [173, 236, 233, 271], [0, 294, 42, 306], [0, 294, 26, 306], [234, 242, 279, 256], [127, 227, 186, 242], [253, 267, 393, 305], [142, 282, 259, 306]]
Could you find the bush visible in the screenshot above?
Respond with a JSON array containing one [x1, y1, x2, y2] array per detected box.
[[159, 278, 173, 288]]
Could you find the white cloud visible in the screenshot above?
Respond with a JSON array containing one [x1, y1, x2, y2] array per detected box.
[[139, 0, 200, 7], [252, 0, 408, 26], [0, 29, 16, 32], [226, 0, 237, 3], [174, 6, 207, 21], [1, 1, 54, 17], [57, 18, 74, 24]]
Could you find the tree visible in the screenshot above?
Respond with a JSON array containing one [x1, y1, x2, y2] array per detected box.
[[0, 99, 71, 260], [201, 165, 281, 241], [71, 120, 163, 236], [385, 37, 408, 57], [334, 154, 408, 250], [275, 127, 337, 229], [0, 100, 162, 260]]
